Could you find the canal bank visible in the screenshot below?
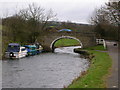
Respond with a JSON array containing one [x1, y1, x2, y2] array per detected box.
[[68, 45, 112, 88]]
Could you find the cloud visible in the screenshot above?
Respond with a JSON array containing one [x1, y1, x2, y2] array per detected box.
[[0, 0, 109, 24]]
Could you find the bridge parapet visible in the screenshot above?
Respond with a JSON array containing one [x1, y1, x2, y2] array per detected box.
[[38, 31, 96, 51]]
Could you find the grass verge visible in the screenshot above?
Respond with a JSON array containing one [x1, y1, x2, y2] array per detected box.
[[67, 45, 112, 88], [54, 38, 80, 47], [83, 45, 106, 51]]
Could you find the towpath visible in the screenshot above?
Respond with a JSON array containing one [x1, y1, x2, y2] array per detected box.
[[106, 41, 119, 88]]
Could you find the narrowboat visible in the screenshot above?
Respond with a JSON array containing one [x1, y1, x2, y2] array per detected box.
[[5, 43, 28, 59], [35, 43, 43, 53], [24, 44, 43, 56]]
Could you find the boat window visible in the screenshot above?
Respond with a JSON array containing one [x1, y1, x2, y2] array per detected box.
[[21, 48, 26, 51], [31, 47, 36, 50], [25, 47, 29, 49], [7, 45, 20, 52]]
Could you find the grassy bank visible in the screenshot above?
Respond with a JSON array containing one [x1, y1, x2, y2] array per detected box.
[[54, 38, 80, 47], [84, 45, 106, 51], [68, 45, 112, 88]]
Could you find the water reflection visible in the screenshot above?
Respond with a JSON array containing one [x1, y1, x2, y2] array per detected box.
[[55, 46, 81, 55]]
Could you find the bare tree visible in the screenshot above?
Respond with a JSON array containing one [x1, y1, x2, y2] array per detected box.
[[91, 7, 110, 25], [41, 8, 57, 30], [91, 1, 119, 26], [105, 1, 119, 25], [18, 3, 57, 43], [90, 1, 119, 40]]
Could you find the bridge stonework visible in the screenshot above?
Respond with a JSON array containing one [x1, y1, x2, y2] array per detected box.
[[38, 32, 96, 51]]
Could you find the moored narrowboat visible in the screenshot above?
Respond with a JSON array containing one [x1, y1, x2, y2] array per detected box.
[[5, 43, 28, 59], [35, 43, 43, 53], [24, 44, 43, 56]]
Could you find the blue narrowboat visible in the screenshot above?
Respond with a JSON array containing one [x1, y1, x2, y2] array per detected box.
[[24, 44, 43, 56]]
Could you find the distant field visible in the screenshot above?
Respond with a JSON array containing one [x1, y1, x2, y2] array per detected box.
[[54, 38, 80, 47]]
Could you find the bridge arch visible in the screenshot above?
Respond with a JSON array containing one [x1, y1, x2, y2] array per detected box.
[[50, 36, 83, 52]]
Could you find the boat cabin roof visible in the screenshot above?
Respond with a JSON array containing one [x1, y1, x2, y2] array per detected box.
[[24, 45, 36, 48], [9, 43, 20, 46], [20, 47, 26, 49]]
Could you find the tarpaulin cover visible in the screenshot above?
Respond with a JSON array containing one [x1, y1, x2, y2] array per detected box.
[[58, 29, 72, 32]]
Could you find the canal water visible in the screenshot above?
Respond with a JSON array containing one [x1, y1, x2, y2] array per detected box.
[[2, 46, 89, 88]]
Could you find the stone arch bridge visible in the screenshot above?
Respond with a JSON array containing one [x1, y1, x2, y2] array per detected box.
[[37, 31, 96, 52]]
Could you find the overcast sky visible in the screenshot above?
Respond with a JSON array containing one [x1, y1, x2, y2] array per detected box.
[[0, 0, 109, 24]]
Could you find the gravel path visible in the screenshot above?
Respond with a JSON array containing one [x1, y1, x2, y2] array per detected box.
[[106, 41, 119, 88]]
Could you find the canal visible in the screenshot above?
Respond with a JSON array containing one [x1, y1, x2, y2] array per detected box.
[[2, 46, 89, 88]]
